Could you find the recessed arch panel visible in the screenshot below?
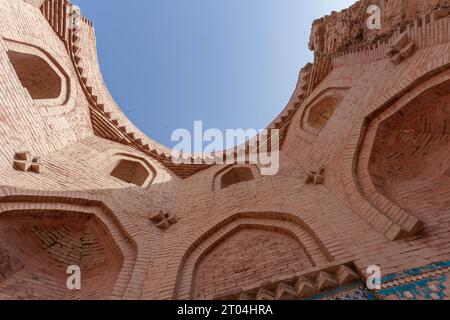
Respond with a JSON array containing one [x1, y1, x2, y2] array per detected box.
[[3, 39, 73, 108], [300, 87, 348, 135], [0, 191, 145, 300], [174, 212, 332, 300], [7, 51, 62, 100], [107, 153, 157, 188]]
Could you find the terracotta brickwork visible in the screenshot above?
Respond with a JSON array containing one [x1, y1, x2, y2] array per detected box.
[[1, 0, 450, 300], [194, 228, 314, 299]]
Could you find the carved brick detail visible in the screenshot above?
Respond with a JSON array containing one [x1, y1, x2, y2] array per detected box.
[[13, 151, 43, 174]]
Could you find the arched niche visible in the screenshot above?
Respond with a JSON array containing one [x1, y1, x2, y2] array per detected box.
[[4, 39, 72, 108], [193, 226, 314, 300], [213, 165, 260, 191], [7, 51, 62, 99], [347, 70, 450, 240], [0, 210, 124, 300], [367, 78, 450, 225], [108, 153, 157, 188], [307, 96, 341, 129], [300, 87, 348, 135]]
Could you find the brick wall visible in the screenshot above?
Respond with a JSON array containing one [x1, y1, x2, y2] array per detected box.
[[2, 0, 450, 300]]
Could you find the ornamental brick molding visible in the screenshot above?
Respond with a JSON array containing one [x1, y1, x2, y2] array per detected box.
[[13, 151, 43, 174], [386, 32, 416, 64], [150, 211, 178, 229], [305, 169, 325, 185]]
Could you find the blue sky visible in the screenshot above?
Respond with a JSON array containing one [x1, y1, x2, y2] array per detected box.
[[72, 0, 356, 149]]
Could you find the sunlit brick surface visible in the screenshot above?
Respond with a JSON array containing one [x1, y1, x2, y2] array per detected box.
[[2, 0, 450, 300]]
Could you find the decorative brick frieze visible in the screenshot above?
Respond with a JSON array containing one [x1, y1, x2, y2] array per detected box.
[[216, 262, 360, 301]]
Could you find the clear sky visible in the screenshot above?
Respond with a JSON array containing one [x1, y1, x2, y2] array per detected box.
[[72, 0, 356, 149]]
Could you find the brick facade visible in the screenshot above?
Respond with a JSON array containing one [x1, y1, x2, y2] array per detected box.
[[1, 0, 450, 300]]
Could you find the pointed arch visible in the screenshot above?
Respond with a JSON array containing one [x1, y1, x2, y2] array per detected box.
[[174, 211, 332, 299]]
